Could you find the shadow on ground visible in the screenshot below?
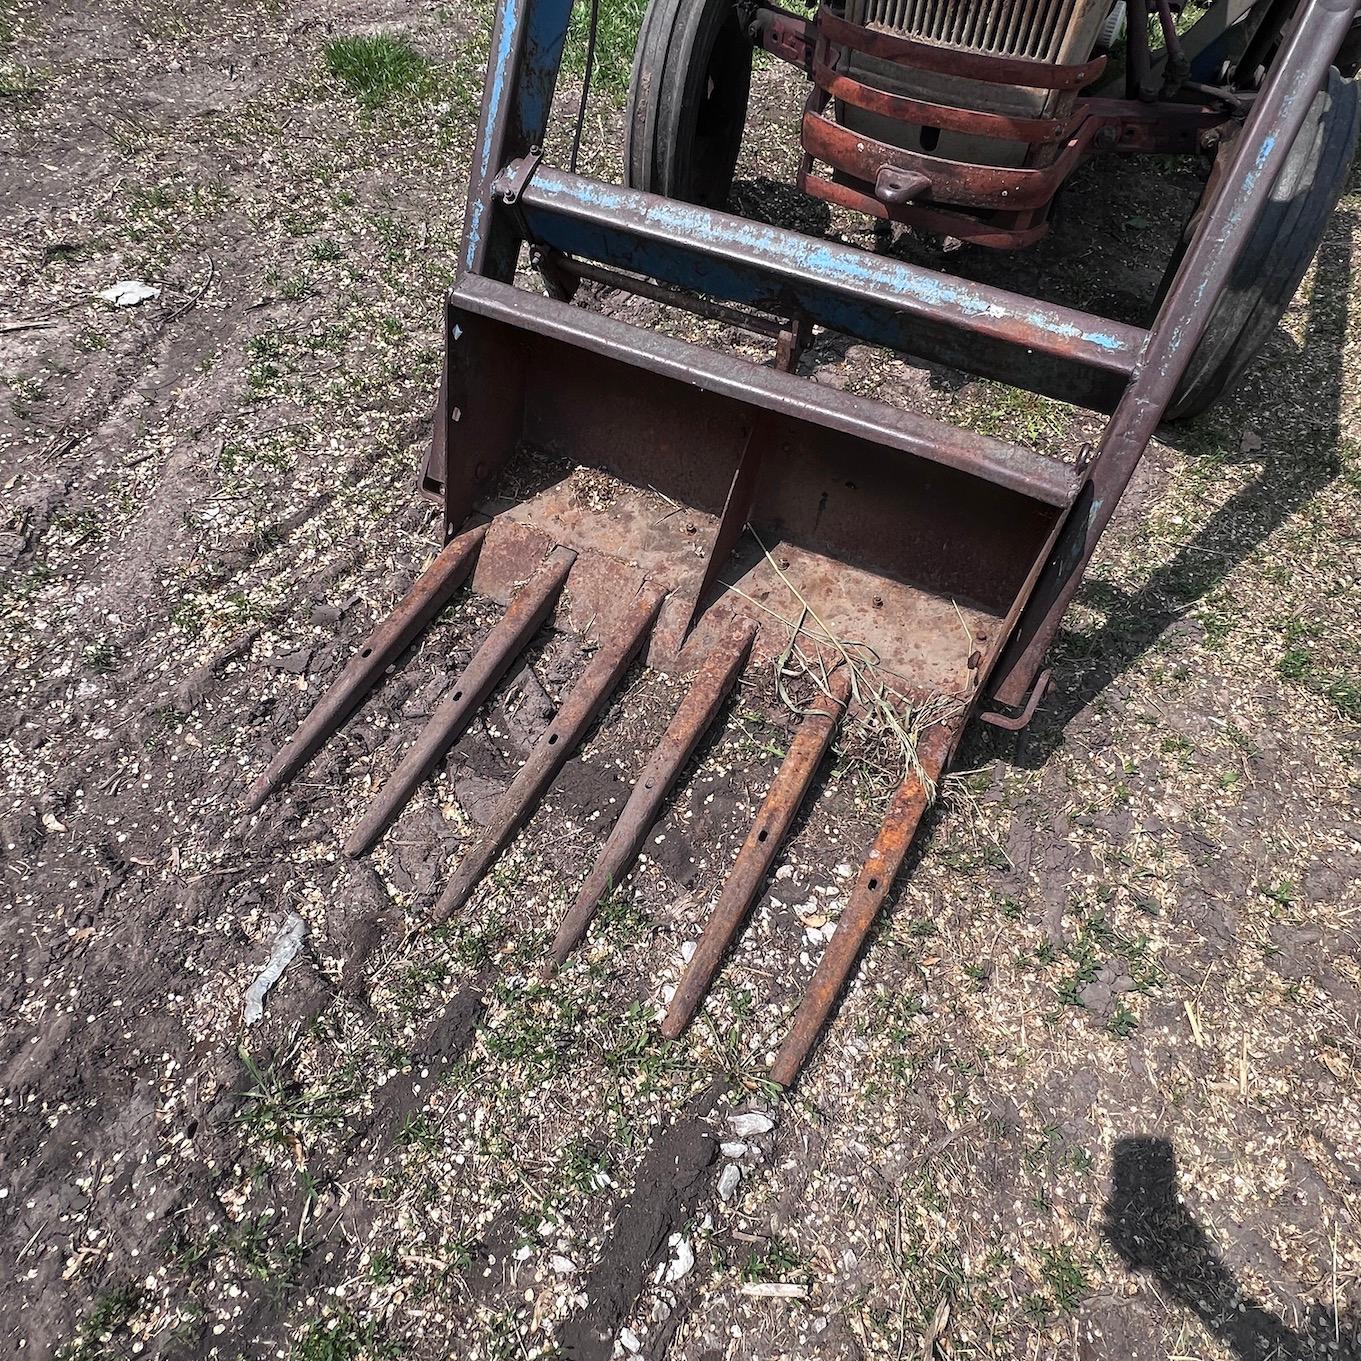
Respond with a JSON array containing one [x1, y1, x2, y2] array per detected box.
[[1006, 203, 1354, 765], [1104, 1137, 1360, 1360]]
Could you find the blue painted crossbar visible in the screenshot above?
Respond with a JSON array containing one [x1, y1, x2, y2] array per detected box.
[[509, 165, 1149, 412]]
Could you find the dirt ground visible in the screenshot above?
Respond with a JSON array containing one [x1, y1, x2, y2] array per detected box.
[[2, 3, 1359, 1360]]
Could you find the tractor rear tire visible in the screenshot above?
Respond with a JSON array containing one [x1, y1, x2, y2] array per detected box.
[[1163, 67, 1360, 422], [625, 0, 754, 209]]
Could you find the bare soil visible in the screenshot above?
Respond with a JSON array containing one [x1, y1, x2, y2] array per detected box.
[[2, 4, 1359, 1360]]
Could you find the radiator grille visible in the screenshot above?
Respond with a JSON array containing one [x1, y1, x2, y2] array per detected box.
[[846, 0, 1105, 63]]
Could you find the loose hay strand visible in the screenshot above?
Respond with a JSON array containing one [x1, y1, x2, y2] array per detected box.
[[749, 527, 962, 797]]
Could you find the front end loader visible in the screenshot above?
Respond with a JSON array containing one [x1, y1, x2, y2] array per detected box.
[[246, 0, 1359, 1088]]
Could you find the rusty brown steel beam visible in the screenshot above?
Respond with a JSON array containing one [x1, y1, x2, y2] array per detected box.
[[812, 58, 1080, 146], [343, 545, 577, 859], [800, 170, 1053, 250], [662, 667, 851, 1041], [547, 254, 787, 340], [430, 583, 666, 924], [548, 617, 758, 967], [683, 418, 770, 639], [802, 104, 1098, 212], [769, 722, 955, 1089], [242, 524, 487, 814], [452, 275, 1084, 506]]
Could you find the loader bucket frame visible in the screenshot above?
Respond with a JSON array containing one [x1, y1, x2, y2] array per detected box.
[[250, 0, 1357, 1088]]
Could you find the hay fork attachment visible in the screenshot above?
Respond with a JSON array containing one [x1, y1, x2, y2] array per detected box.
[[247, 0, 1357, 1088]]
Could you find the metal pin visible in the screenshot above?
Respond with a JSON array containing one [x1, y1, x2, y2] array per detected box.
[[344, 546, 576, 858], [769, 723, 954, 1089], [549, 617, 758, 967], [429, 584, 666, 924], [662, 666, 851, 1040], [242, 524, 487, 813]]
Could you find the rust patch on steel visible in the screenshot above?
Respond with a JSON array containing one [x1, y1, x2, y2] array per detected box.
[[548, 616, 759, 967], [242, 524, 487, 813], [769, 720, 956, 1089], [662, 666, 852, 1040]]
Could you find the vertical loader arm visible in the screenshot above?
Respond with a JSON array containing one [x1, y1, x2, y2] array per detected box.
[[988, 0, 1359, 713]]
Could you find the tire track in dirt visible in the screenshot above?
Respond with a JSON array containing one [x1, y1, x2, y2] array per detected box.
[[558, 1082, 727, 1361]]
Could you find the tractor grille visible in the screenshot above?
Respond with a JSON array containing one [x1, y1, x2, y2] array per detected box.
[[847, 0, 1109, 63]]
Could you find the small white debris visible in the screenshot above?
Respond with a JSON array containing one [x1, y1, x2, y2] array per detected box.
[[740, 1282, 807, 1300], [97, 280, 161, 307], [550, 1254, 576, 1275], [728, 1112, 774, 1138], [719, 1141, 747, 1158], [664, 1235, 694, 1283], [717, 1164, 741, 1202], [618, 1327, 641, 1354], [680, 940, 697, 963], [41, 812, 68, 833], [242, 913, 307, 1025]]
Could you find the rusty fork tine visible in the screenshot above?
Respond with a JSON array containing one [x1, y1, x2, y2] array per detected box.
[[769, 724, 955, 1090], [548, 617, 758, 969], [430, 584, 667, 925], [661, 666, 851, 1041], [243, 525, 488, 814], [344, 546, 577, 858]]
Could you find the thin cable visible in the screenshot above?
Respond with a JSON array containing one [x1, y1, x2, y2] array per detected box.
[[570, 0, 601, 174]]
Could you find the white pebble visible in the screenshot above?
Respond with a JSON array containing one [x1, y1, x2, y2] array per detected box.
[[718, 1164, 741, 1202], [728, 1112, 774, 1138]]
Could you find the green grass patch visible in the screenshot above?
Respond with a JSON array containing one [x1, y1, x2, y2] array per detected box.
[[742, 1233, 808, 1284], [293, 1311, 400, 1361], [564, 0, 646, 98], [59, 1284, 144, 1361], [1036, 1244, 1093, 1313], [1328, 676, 1361, 721], [324, 33, 431, 109]]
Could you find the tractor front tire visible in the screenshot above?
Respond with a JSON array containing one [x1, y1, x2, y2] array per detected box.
[[1164, 67, 1360, 422], [626, 0, 754, 209]]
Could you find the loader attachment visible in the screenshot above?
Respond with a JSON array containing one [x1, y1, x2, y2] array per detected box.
[[247, 267, 1077, 1081], [245, 0, 1356, 1087]]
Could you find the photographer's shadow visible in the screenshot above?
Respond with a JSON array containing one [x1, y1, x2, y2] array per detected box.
[[1104, 1137, 1359, 1360]]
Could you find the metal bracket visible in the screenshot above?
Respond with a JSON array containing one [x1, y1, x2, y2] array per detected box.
[[748, 5, 814, 71], [981, 668, 1052, 732], [494, 148, 545, 207]]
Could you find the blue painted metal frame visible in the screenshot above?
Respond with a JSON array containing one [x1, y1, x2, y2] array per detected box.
[[450, 0, 1359, 716], [509, 165, 1146, 410], [457, 0, 1149, 410], [462, 0, 574, 281]]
